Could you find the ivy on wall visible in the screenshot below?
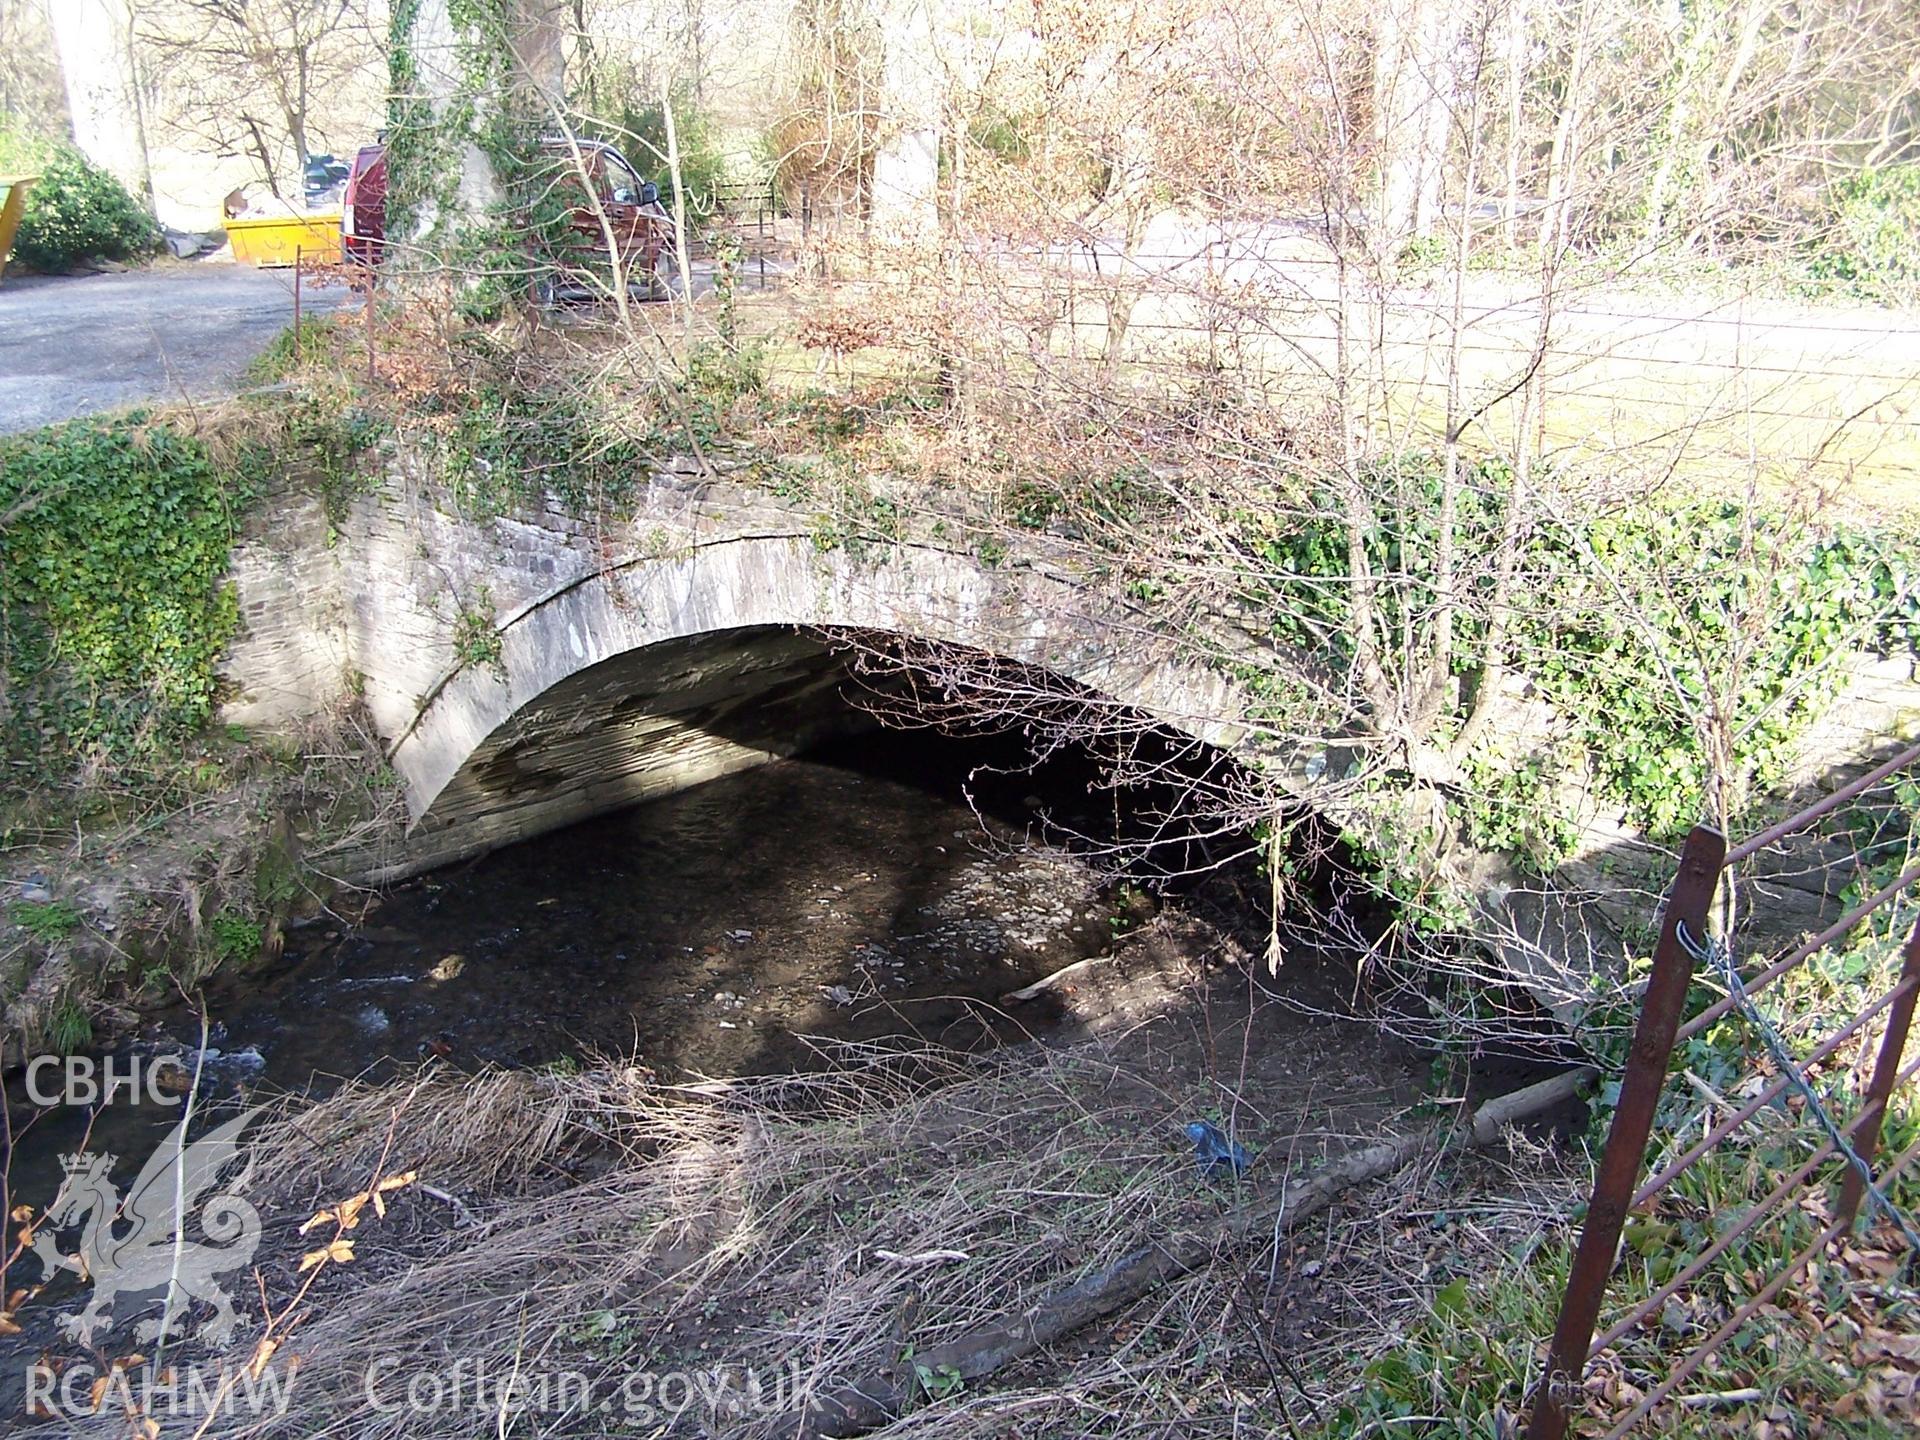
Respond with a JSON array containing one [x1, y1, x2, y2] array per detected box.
[[0, 417, 246, 773], [1521, 508, 1917, 839], [1241, 467, 1920, 851], [386, 0, 560, 322]]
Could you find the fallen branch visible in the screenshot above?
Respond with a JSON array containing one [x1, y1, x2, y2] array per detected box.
[[779, 1068, 1596, 1438], [1472, 1066, 1597, 1145], [781, 1133, 1424, 1437], [1678, 1387, 1765, 1409], [418, 1182, 478, 1229], [873, 1248, 971, 1267], [1001, 955, 1109, 1002]]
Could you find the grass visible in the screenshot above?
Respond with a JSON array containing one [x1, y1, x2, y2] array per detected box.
[[22, 1008, 1899, 1437], [57, 1019, 1447, 1439], [245, 314, 343, 385], [47, 996, 92, 1053], [1324, 1141, 1919, 1435], [10, 899, 80, 941]]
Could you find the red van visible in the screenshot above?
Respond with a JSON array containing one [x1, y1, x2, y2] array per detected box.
[[340, 137, 675, 300], [339, 143, 387, 265]]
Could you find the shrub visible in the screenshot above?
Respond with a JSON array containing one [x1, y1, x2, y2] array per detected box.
[[1807, 165, 1920, 304], [0, 138, 158, 272], [0, 416, 245, 773], [208, 909, 264, 967]]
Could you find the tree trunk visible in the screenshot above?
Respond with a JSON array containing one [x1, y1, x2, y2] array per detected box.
[[1100, 127, 1154, 381], [509, 0, 568, 96], [48, 0, 153, 212], [1501, 0, 1526, 248], [387, 0, 568, 311], [1373, 0, 1456, 243], [284, 105, 311, 174], [870, 0, 939, 238]]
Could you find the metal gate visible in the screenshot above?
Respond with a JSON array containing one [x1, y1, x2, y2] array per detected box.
[[1527, 740, 1920, 1437]]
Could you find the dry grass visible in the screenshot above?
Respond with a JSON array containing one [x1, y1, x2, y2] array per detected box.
[[66, 1018, 1487, 1440]]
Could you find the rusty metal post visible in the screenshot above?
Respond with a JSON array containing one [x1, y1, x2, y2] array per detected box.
[[1525, 825, 1728, 1440], [364, 275, 376, 385], [292, 246, 303, 361], [1836, 913, 1920, 1231]]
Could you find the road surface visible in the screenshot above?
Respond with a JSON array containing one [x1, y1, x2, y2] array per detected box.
[[0, 263, 355, 433]]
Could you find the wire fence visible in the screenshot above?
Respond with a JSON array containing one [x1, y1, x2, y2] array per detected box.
[[286, 199, 1918, 492], [755, 227, 1920, 489], [1525, 738, 1920, 1438]]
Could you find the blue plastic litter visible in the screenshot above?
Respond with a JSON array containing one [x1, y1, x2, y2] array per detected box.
[[1184, 1119, 1251, 1177]]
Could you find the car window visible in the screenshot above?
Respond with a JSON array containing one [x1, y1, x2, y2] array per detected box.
[[602, 153, 643, 204]]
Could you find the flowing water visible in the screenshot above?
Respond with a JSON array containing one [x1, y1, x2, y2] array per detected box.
[[4, 730, 1170, 1211]]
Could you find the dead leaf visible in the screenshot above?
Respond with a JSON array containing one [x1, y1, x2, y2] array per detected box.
[[9, 1205, 31, 1222], [297, 1238, 355, 1272], [1851, 1249, 1904, 1281], [246, 1338, 279, 1380], [87, 1374, 109, 1412], [0, 1315, 19, 1337]]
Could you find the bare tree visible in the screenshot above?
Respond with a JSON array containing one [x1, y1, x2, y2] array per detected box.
[[760, 0, 1920, 1037], [0, 0, 69, 134], [134, 0, 382, 194]]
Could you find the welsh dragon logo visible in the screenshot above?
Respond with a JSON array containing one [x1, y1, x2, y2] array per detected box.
[[31, 1107, 264, 1347]]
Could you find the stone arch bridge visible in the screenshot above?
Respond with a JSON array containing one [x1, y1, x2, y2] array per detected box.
[[222, 469, 1258, 881], [218, 464, 1912, 1014]]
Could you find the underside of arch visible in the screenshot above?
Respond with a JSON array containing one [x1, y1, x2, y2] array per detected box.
[[407, 625, 876, 871], [383, 536, 1247, 876]]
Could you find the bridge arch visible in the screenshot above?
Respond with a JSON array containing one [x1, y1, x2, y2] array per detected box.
[[386, 533, 1251, 874]]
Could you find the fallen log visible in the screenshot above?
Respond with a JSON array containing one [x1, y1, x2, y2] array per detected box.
[[775, 1068, 1594, 1438], [1472, 1065, 1597, 1145]]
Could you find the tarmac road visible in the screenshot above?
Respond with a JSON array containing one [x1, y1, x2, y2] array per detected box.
[[0, 263, 356, 433], [0, 257, 764, 434]]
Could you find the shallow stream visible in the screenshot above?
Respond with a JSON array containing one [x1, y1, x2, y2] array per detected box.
[[5, 730, 1165, 1210]]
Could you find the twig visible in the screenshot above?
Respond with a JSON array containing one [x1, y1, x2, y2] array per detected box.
[[418, 1182, 477, 1228], [1678, 1387, 1764, 1409], [154, 1002, 212, 1374], [872, 1248, 970, 1267], [777, 1133, 1426, 1437]]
